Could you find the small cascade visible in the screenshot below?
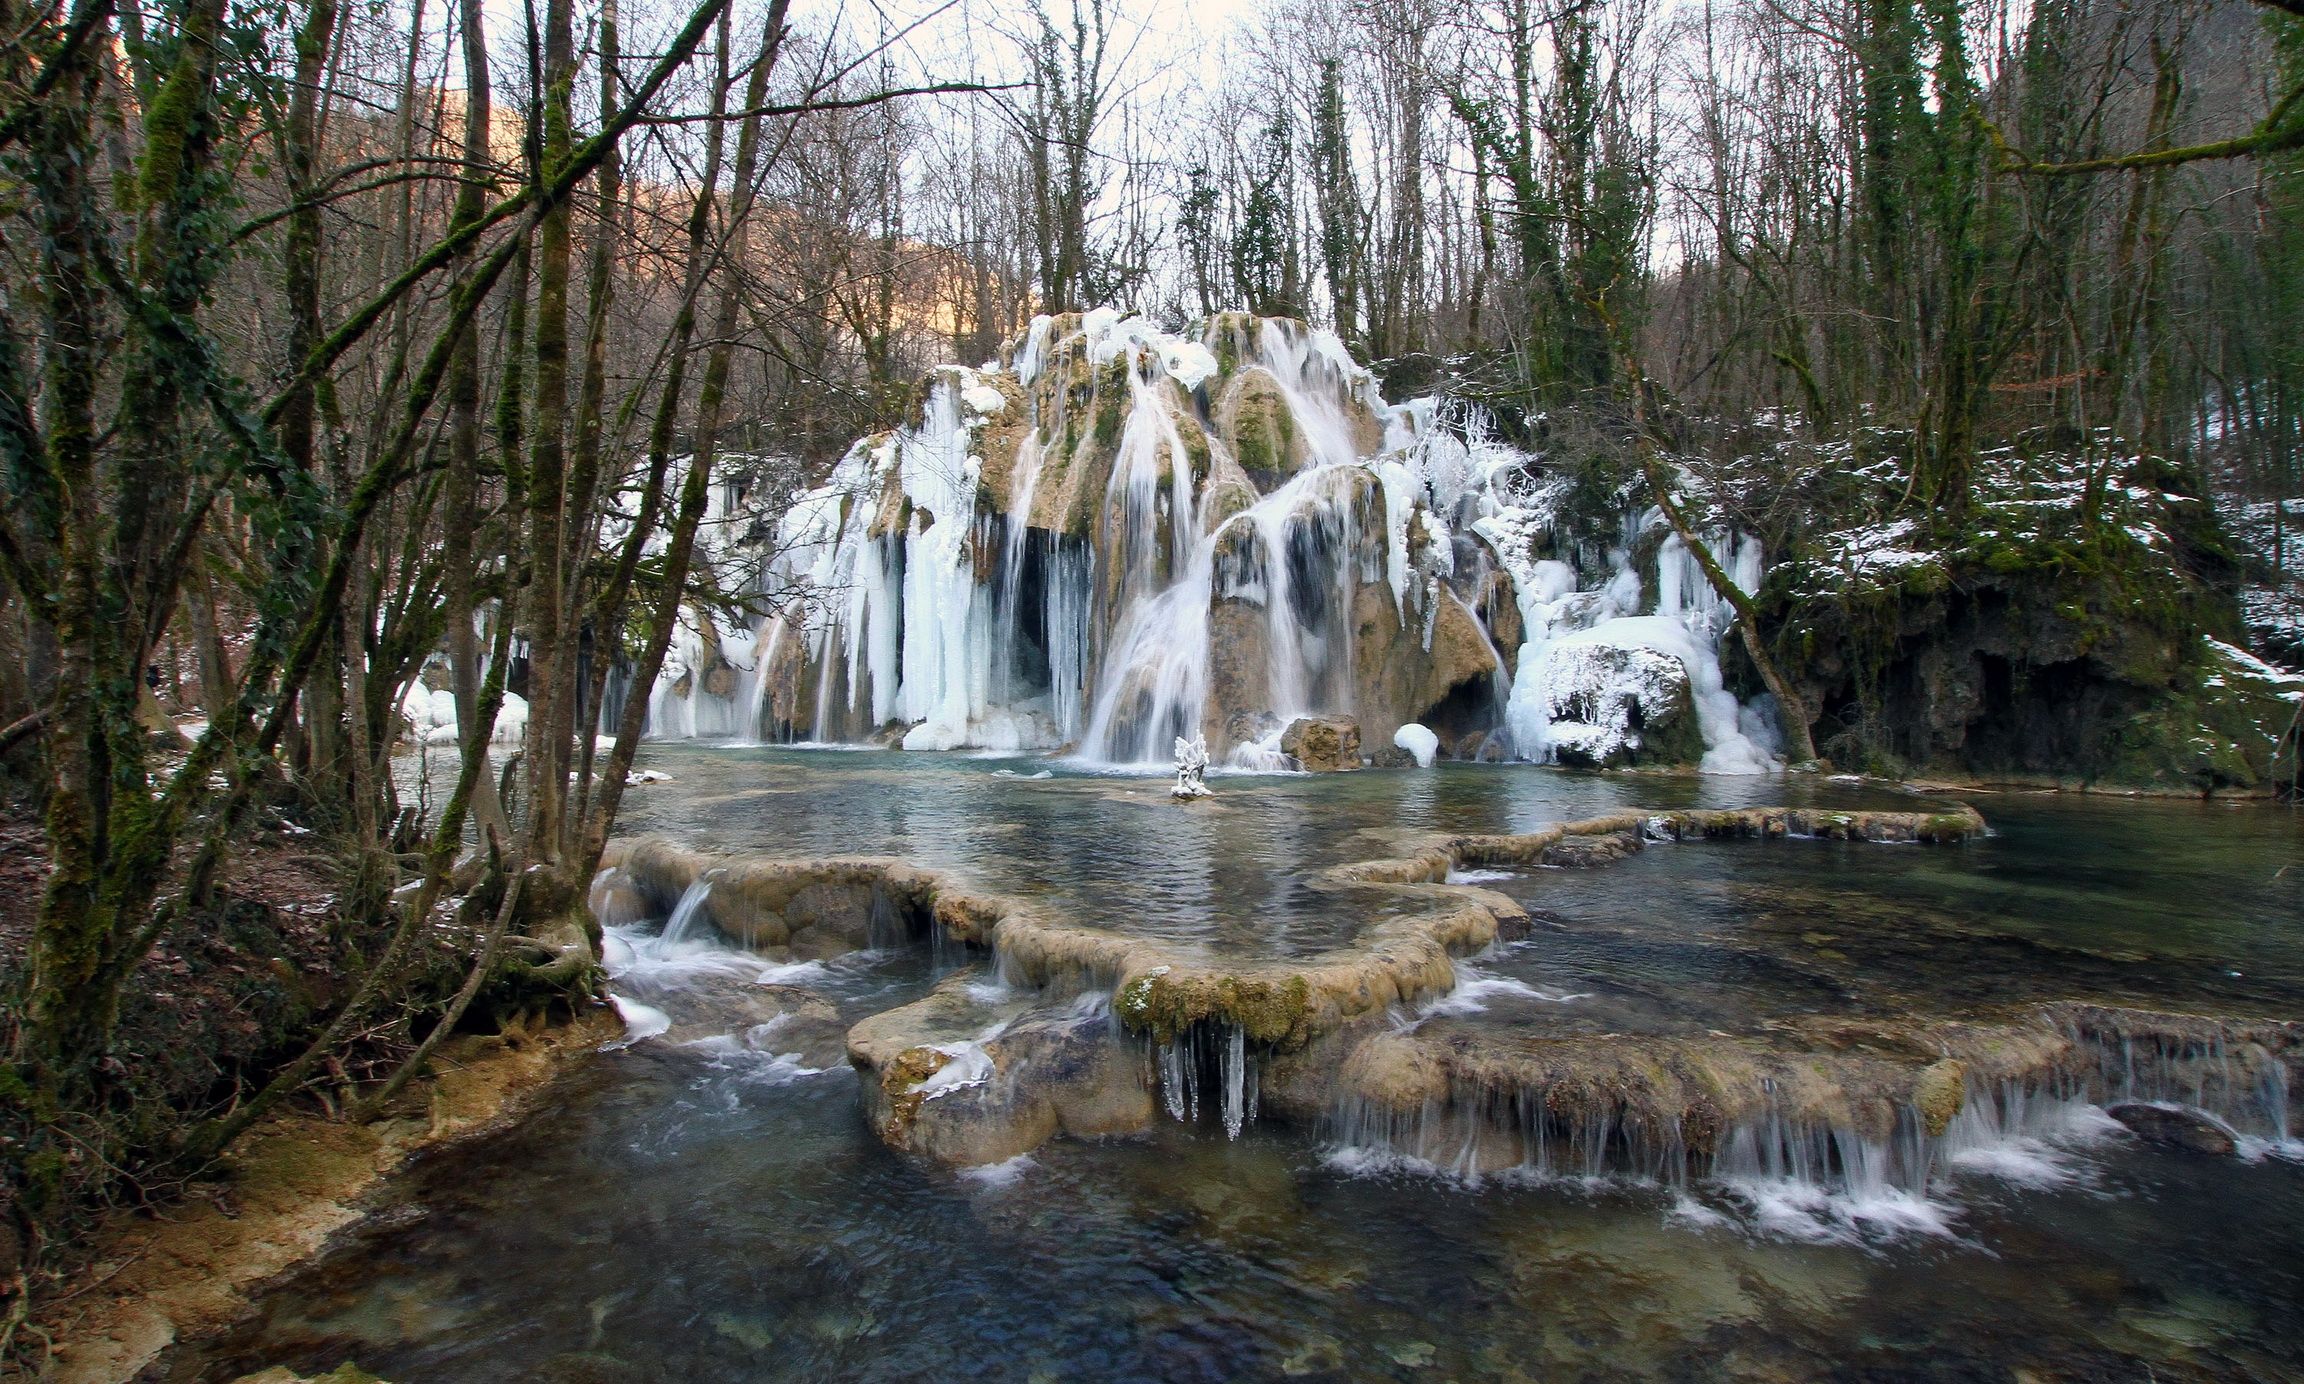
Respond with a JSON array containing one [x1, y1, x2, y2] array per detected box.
[[659, 876, 716, 946], [639, 311, 1791, 771], [1324, 1072, 2127, 1214], [2054, 1006, 2302, 1149]]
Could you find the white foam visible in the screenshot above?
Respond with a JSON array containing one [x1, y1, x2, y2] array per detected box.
[[1665, 1194, 1735, 1231], [958, 1154, 1039, 1187], [1716, 1176, 1958, 1245], [679, 1032, 829, 1086], [917, 1041, 996, 1100], [1420, 963, 1588, 1017], [606, 994, 671, 1048]]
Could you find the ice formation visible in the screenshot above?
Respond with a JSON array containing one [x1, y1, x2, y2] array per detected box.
[[633, 312, 1785, 773]]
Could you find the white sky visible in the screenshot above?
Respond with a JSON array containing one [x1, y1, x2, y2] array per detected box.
[[469, 0, 1271, 100]]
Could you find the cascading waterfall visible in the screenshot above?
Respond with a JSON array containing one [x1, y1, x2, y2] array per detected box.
[[635, 310, 1792, 772], [1323, 1076, 2112, 1211]]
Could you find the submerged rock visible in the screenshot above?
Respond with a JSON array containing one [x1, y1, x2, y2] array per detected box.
[[1281, 715, 1362, 771], [2106, 1103, 2240, 1156]]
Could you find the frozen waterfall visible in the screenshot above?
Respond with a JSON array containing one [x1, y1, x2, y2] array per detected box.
[[629, 311, 1786, 773]]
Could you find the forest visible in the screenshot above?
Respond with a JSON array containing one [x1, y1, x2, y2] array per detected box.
[[1, 0, 2301, 1364]]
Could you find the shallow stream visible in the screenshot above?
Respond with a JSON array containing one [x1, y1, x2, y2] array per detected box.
[[171, 751, 2304, 1381]]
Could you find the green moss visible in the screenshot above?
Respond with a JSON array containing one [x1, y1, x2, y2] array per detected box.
[[1233, 408, 1274, 475], [1115, 969, 1316, 1049], [1913, 1060, 1966, 1137], [1101, 382, 1128, 449], [1177, 416, 1213, 482], [1920, 813, 1979, 842], [1092, 370, 1126, 450]]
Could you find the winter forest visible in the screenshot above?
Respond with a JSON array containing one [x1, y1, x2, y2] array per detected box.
[[4, 0, 2304, 1373]]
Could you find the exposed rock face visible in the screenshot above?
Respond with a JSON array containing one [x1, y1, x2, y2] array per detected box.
[[2107, 1103, 2240, 1156], [1349, 581, 1506, 757], [1281, 715, 1363, 771], [1772, 457, 2302, 792]]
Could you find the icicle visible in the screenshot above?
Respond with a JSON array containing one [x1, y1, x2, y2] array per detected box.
[[1222, 1026, 1249, 1139]]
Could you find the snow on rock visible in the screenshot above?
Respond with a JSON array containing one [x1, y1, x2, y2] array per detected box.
[[401, 682, 525, 747], [494, 691, 529, 746], [2205, 636, 2304, 703], [1392, 722, 1439, 768], [1161, 340, 1220, 390], [1531, 623, 1694, 765], [961, 382, 1008, 417]]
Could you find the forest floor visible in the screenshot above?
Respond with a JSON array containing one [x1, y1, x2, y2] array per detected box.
[[0, 775, 619, 1383], [28, 1008, 615, 1383]]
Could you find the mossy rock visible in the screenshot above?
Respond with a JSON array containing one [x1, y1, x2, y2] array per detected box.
[[1115, 969, 1316, 1049], [1913, 1059, 1966, 1137]]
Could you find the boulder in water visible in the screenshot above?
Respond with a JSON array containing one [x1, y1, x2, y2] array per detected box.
[[1280, 715, 1362, 771], [1393, 722, 1439, 768], [850, 980, 1154, 1166], [1536, 637, 1706, 768], [2107, 1102, 2239, 1156]]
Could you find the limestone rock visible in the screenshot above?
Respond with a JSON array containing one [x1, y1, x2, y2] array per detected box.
[[1280, 715, 1362, 772], [1205, 601, 1275, 751], [1540, 830, 1643, 868], [1913, 1059, 1967, 1136], [1348, 579, 1506, 754], [849, 978, 1154, 1165], [1216, 368, 1311, 486], [604, 839, 938, 958], [2107, 1102, 2239, 1156]]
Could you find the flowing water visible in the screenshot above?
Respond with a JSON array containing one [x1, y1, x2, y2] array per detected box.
[[166, 753, 2304, 1382]]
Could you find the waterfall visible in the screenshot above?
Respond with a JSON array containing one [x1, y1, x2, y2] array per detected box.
[[660, 877, 715, 946], [636, 311, 1790, 772]]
